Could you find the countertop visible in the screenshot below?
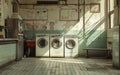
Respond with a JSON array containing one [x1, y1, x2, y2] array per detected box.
[[0, 38, 18, 41], [0, 38, 18, 44]]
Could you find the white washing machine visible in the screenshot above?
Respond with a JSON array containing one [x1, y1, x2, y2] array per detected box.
[[50, 34, 64, 57], [64, 35, 78, 57], [36, 34, 50, 57]]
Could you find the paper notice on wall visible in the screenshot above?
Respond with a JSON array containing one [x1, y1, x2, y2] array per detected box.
[[34, 9, 48, 20], [60, 9, 78, 21], [20, 8, 48, 20]]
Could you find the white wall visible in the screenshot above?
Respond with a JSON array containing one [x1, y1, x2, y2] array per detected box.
[[1, 0, 13, 26]]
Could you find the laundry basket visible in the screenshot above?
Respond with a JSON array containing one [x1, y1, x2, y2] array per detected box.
[[26, 40, 35, 57]]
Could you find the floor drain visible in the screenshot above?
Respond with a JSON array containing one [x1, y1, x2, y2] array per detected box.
[[86, 67, 108, 71]]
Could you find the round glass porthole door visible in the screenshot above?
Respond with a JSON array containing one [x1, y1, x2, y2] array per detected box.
[[37, 38, 48, 48], [51, 39, 62, 49], [66, 40, 75, 49]]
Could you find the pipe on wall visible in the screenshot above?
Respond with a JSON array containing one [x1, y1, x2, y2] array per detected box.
[[78, 0, 80, 21], [83, 0, 85, 38]]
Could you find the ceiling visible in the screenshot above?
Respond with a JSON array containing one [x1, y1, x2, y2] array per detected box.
[[18, 0, 37, 4], [18, 0, 60, 4]]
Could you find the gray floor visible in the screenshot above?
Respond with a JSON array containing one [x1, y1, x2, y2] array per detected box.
[[0, 58, 120, 75]]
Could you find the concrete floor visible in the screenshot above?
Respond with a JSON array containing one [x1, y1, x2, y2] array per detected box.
[[0, 58, 120, 75]]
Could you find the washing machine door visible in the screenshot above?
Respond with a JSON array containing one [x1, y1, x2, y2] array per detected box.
[[66, 40, 75, 49], [51, 39, 62, 49], [37, 38, 48, 48]]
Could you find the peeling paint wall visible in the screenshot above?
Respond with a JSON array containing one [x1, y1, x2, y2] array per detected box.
[[20, 0, 110, 56]]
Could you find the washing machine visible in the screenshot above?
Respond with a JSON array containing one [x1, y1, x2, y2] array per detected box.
[[64, 35, 78, 57], [50, 34, 64, 57], [36, 34, 50, 57]]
